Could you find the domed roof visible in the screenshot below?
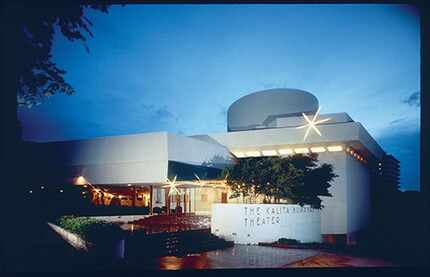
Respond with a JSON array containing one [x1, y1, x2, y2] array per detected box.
[[227, 88, 319, 131]]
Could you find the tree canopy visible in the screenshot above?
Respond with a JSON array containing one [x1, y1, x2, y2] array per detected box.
[[221, 154, 337, 209], [5, 2, 110, 107]]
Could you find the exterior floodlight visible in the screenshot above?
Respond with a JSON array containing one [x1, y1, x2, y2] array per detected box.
[[296, 106, 331, 141], [245, 151, 261, 157], [294, 148, 309, 154], [278, 148, 293, 155], [310, 147, 326, 153], [327, 146, 343, 152], [261, 150, 278, 156]]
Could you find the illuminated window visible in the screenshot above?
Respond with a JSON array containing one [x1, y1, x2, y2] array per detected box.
[[261, 150, 278, 156], [278, 148, 293, 155], [294, 148, 309, 154], [310, 147, 326, 153], [327, 146, 343, 152]]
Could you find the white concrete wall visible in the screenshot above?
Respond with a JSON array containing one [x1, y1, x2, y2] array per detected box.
[[346, 154, 371, 234], [273, 113, 352, 128], [79, 161, 168, 184], [211, 204, 321, 244], [44, 132, 169, 184], [207, 121, 384, 160], [318, 152, 348, 235], [318, 152, 370, 236]]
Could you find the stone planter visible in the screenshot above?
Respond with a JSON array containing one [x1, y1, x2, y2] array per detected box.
[[88, 237, 125, 260], [48, 222, 125, 259]]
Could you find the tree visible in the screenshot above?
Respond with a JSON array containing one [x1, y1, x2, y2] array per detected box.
[[222, 154, 337, 209], [4, 1, 110, 108], [1, 2, 111, 270]]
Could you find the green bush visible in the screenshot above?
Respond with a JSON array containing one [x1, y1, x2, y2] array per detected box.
[[57, 215, 124, 243], [277, 238, 300, 244]]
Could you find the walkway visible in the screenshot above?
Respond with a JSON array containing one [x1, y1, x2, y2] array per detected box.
[[151, 245, 321, 269], [285, 252, 397, 267]]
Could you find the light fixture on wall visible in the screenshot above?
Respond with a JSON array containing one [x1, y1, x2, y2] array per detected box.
[[278, 148, 293, 155], [294, 148, 309, 154], [245, 151, 261, 157], [327, 145, 343, 152], [75, 176, 87, 186], [310, 147, 326, 153], [261, 150, 278, 156]]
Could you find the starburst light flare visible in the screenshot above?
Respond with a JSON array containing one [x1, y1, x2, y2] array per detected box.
[[163, 175, 182, 196], [296, 106, 331, 141]]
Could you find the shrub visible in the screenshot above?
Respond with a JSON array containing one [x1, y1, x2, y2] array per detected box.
[[57, 215, 124, 243], [278, 238, 300, 244]]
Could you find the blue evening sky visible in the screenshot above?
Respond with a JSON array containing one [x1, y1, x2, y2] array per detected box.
[[18, 4, 420, 191]]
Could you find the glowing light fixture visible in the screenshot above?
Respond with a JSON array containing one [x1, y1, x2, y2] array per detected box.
[[245, 151, 261, 157], [232, 152, 246, 158], [215, 172, 229, 189], [75, 176, 87, 186], [163, 175, 182, 196], [278, 148, 293, 155], [261, 150, 278, 156], [296, 107, 331, 141], [310, 147, 326, 153], [327, 145, 343, 152], [40, 186, 44, 189], [29, 190, 33, 194], [294, 148, 309, 154], [127, 184, 132, 187], [60, 189, 63, 193], [194, 173, 207, 191]]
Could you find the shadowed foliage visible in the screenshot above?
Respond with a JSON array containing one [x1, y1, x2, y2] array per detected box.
[[221, 154, 337, 209], [5, 2, 110, 108]]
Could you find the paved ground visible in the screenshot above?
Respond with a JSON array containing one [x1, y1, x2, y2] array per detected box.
[[285, 251, 397, 267], [154, 245, 321, 269]]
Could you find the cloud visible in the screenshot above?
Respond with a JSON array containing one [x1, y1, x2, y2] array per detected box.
[[153, 106, 176, 121], [403, 91, 420, 107], [142, 104, 178, 123], [389, 117, 408, 125]]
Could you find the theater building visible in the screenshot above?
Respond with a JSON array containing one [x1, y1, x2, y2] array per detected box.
[[30, 88, 397, 244]]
